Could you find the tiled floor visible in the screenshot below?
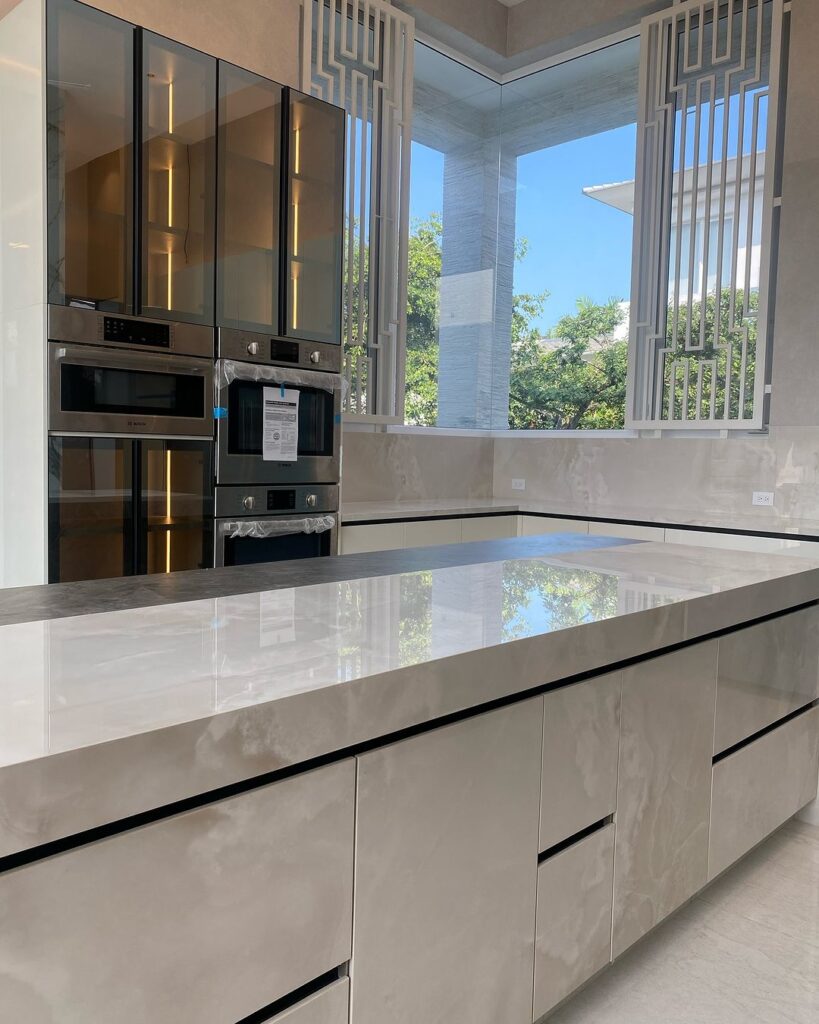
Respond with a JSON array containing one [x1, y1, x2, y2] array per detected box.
[[548, 818, 819, 1024]]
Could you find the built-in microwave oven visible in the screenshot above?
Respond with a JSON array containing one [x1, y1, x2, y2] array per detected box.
[[214, 358, 342, 486], [48, 343, 215, 437]]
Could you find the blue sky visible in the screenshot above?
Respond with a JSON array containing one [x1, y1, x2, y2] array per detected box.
[[410, 123, 638, 333]]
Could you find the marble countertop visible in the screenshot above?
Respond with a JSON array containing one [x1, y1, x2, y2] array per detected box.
[[1, 538, 818, 859], [341, 497, 819, 538]]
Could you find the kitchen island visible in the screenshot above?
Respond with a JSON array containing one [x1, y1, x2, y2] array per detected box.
[[1, 534, 818, 1024]]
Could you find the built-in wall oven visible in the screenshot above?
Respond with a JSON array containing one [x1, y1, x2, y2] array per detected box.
[[214, 357, 342, 486], [47, 336, 216, 583], [214, 484, 338, 567]]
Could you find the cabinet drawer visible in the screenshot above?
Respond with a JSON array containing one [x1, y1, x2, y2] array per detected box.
[[518, 515, 589, 537], [715, 607, 819, 754], [534, 823, 615, 1020], [0, 761, 355, 1024], [540, 673, 620, 852], [709, 706, 819, 880], [403, 518, 462, 548], [266, 978, 349, 1024], [460, 515, 517, 542], [340, 523, 404, 554]]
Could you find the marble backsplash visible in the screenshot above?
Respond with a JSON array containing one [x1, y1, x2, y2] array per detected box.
[[493, 428, 819, 533], [342, 427, 819, 535], [342, 430, 494, 502]]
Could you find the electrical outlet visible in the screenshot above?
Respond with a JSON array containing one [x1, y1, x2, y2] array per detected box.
[[752, 491, 775, 507], [511, 478, 526, 492]]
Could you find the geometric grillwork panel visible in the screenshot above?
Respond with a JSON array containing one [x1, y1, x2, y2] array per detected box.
[[302, 0, 414, 418], [628, 0, 784, 429]]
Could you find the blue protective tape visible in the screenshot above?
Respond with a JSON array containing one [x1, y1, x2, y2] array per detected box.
[[213, 407, 228, 419]]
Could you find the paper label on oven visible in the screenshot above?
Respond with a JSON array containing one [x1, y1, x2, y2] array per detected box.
[[262, 386, 299, 462]]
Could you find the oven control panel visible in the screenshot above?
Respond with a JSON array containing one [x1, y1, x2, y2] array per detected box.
[[103, 316, 171, 349], [215, 484, 339, 519]]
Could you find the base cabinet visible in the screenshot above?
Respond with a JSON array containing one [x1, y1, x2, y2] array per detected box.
[[534, 823, 615, 1020], [714, 606, 819, 755], [0, 762, 355, 1024], [709, 705, 819, 880], [612, 642, 717, 958], [350, 699, 542, 1024]]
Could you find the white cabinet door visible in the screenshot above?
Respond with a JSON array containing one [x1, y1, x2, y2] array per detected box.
[[351, 699, 542, 1024], [0, 761, 356, 1024], [540, 673, 621, 852], [460, 515, 517, 542], [715, 606, 819, 755], [403, 518, 462, 548], [518, 515, 589, 537], [340, 523, 405, 554], [588, 521, 665, 542], [709, 706, 819, 880], [267, 979, 349, 1024], [534, 823, 615, 1019], [612, 642, 717, 958]]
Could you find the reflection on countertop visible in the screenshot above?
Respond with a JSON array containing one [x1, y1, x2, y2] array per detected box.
[[2, 541, 818, 773]]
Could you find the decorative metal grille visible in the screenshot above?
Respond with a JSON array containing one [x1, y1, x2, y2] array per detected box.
[[628, 0, 784, 429], [302, 0, 414, 418]]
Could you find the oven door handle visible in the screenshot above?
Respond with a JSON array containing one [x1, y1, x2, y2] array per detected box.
[[218, 515, 337, 540], [50, 342, 213, 378]]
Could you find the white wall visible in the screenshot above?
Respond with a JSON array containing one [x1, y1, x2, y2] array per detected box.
[[0, 0, 46, 587]]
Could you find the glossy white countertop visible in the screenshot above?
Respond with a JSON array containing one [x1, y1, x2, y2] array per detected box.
[[1, 540, 818, 856], [341, 497, 819, 538]]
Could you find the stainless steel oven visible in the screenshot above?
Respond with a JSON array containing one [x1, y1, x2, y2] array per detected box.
[[49, 343, 215, 437], [218, 327, 341, 373], [215, 358, 342, 485], [214, 484, 339, 566]]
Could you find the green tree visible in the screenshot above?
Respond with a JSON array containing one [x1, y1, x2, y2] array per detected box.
[[403, 214, 630, 428]]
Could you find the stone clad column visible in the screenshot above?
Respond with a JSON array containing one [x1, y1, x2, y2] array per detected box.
[[437, 136, 517, 429]]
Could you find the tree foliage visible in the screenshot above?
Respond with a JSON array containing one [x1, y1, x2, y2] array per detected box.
[[404, 214, 630, 428]]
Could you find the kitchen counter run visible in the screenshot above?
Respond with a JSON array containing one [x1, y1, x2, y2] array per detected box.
[[1, 537, 817, 859]]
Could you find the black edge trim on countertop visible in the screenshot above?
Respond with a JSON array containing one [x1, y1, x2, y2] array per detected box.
[[713, 699, 819, 764], [236, 965, 345, 1024], [348, 509, 819, 544], [538, 816, 614, 864], [1, 599, 817, 877]]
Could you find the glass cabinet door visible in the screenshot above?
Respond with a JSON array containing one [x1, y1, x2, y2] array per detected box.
[[140, 440, 213, 574], [46, 0, 134, 312], [284, 91, 344, 345], [217, 64, 283, 333], [48, 437, 134, 583], [141, 33, 216, 324]]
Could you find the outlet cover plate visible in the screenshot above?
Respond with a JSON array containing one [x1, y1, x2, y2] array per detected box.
[[512, 478, 526, 491], [752, 491, 775, 507]]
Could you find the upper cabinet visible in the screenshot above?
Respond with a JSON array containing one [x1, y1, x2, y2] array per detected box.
[[46, 0, 217, 325], [141, 33, 216, 324], [45, 1, 343, 336], [216, 78, 344, 345], [217, 64, 283, 334], [284, 90, 344, 346], [47, 0, 135, 312]]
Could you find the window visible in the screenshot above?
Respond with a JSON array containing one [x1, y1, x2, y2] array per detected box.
[[628, 0, 784, 428], [405, 37, 640, 430]]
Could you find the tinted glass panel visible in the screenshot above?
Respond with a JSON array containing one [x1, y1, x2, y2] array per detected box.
[[224, 531, 329, 566], [226, 380, 334, 457], [142, 33, 216, 323], [48, 437, 133, 582], [142, 439, 213, 573], [285, 92, 344, 344], [218, 64, 282, 332], [47, 0, 134, 311], [61, 364, 205, 418]]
